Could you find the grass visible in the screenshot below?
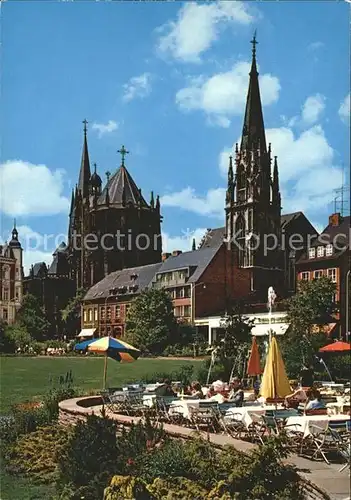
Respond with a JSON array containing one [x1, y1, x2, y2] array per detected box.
[[0, 356, 200, 414], [0, 468, 56, 500]]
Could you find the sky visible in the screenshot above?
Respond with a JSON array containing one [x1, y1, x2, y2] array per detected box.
[[0, 1, 350, 273]]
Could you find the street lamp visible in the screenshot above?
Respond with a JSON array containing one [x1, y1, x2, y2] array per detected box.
[[103, 291, 115, 337]]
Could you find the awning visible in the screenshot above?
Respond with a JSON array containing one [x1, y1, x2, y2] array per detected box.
[[251, 323, 289, 337], [77, 328, 96, 338]]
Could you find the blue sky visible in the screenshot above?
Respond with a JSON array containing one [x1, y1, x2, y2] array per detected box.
[[0, 1, 350, 272]]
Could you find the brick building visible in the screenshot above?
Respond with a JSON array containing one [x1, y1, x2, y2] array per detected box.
[[296, 212, 350, 338], [0, 223, 24, 324], [80, 243, 252, 337]]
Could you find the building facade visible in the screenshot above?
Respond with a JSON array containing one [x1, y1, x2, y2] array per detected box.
[[296, 212, 350, 338], [0, 224, 24, 324]]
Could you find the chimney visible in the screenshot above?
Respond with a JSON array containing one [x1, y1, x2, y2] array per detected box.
[[172, 250, 182, 257], [329, 213, 342, 227], [162, 252, 171, 262]]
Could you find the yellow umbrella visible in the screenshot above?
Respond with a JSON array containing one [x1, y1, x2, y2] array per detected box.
[[260, 336, 291, 399]]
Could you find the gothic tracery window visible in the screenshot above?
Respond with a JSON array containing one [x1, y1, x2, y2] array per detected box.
[[236, 215, 246, 267]]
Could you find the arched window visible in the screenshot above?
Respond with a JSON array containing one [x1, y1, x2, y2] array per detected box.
[[235, 215, 246, 267], [236, 165, 246, 202]]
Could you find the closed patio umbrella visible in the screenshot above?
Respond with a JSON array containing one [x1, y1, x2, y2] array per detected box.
[[247, 336, 262, 376], [260, 336, 291, 399]]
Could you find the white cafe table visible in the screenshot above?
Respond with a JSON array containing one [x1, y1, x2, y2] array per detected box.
[[224, 404, 285, 428], [285, 414, 350, 438]]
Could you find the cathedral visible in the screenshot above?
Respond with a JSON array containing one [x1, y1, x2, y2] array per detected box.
[[67, 122, 162, 290]]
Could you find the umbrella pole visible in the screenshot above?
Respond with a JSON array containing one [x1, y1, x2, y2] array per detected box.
[[103, 354, 108, 389]]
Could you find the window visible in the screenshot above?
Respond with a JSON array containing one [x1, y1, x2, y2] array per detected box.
[[101, 307, 106, 320], [317, 246, 324, 258], [83, 310, 87, 322], [326, 244, 333, 256], [106, 307, 111, 320], [3, 288, 9, 301], [327, 268, 337, 283], [3, 308, 8, 320], [15, 287, 20, 300], [15, 268, 19, 278], [94, 309, 98, 321], [184, 305, 191, 317], [301, 272, 310, 281], [314, 270, 323, 279], [88, 309, 92, 321], [115, 305, 120, 318], [309, 248, 316, 259], [125, 304, 130, 315]]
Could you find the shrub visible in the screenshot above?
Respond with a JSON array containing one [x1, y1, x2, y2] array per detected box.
[[197, 358, 227, 385], [104, 475, 150, 500], [57, 411, 119, 499], [147, 477, 208, 499]]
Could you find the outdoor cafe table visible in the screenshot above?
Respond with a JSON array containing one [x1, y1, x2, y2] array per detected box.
[[168, 398, 219, 419], [224, 404, 286, 428], [285, 414, 351, 437]]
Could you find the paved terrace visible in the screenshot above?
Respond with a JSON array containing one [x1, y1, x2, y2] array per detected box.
[[59, 397, 350, 500]]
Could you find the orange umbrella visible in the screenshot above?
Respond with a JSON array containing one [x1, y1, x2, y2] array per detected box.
[[319, 341, 350, 352], [247, 336, 262, 376]]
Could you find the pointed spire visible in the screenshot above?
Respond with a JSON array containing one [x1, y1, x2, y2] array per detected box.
[[78, 119, 91, 198], [105, 171, 110, 206], [240, 32, 267, 154], [228, 156, 234, 184], [69, 189, 75, 215], [272, 156, 280, 205], [155, 195, 160, 211], [192, 238, 196, 251], [150, 191, 155, 208]]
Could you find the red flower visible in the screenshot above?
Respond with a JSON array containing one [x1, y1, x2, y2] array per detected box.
[[126, 458, 134, 466]]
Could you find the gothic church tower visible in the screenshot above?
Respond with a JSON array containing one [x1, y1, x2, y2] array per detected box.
[[225, 34, 283, 299]]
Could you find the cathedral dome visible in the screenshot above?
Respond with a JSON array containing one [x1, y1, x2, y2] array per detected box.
[[91, 171, 102, 188]]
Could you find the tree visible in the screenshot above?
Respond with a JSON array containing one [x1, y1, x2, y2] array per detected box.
[[5, 323, 32, 350], [61, 288, 86, 338], [125, 288, 177, 354], [282, 276, 336, 376], [216, 301, 254, 380], [0, 318, 16, 353], [16, 294, 50, 341]]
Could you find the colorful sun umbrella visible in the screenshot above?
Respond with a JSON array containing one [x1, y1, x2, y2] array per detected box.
[[87, 336, 141, 389], [260, 336, 291, 399], [74, 339, 95, 351], [319, 341, 351, 353], [247, 336, 262, 376]]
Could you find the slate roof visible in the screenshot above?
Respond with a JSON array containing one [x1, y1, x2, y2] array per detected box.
[[98, 166, 148, 207], [280, 211, 304, 230], [31, 262, 48, 278], [84, 262, 162, 301], [155, 246, 221, 283], [297, 215, 350, 264]]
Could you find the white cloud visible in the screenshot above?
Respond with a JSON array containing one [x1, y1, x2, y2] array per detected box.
[[160, 187, 225, 218], [301, 94, 325, 125], [162, 227, 207, 253], [338, 93, 350, 123], [0, 160, 69, 217], [176, 61, 280, 126], [91, 120, 118, 138], [122, 73, 152, 102], [157, 1, 255, 63]]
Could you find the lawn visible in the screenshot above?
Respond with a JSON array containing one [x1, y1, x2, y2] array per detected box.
[[0, 356, 201, 414]]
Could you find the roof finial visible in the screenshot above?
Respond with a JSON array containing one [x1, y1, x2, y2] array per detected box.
[[93, 162, 97, 174], [13, 218, 16, 229], [82, 119, 88, 136], [251, 30, 258, 60], [105, 171, 111, 183], [117, 145, 129, 167]]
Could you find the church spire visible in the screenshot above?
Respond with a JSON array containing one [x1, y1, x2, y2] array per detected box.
[[240, 32, 267, 154], [78, 119, 91, 198], [69, 189, 75, 216], [272, 156, 280, 205]]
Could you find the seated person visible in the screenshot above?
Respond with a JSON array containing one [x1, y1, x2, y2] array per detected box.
[[206, 385, 216, 399], [190, 381, 204, 399], [253, 379, 261, 397], [304, 388, 326, 411], [285, 380, 307, 407], [157, 379, 176, 398], [227, 377, 244, 407]]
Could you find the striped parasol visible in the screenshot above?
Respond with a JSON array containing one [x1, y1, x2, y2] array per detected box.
[[87, 336, 141, 389]]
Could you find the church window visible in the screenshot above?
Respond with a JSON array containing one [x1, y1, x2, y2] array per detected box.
[[236, 216, 246, 267], [317, 246, 324, 257], [308, 248, 316, 259], [326, 244, 333, 256]]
